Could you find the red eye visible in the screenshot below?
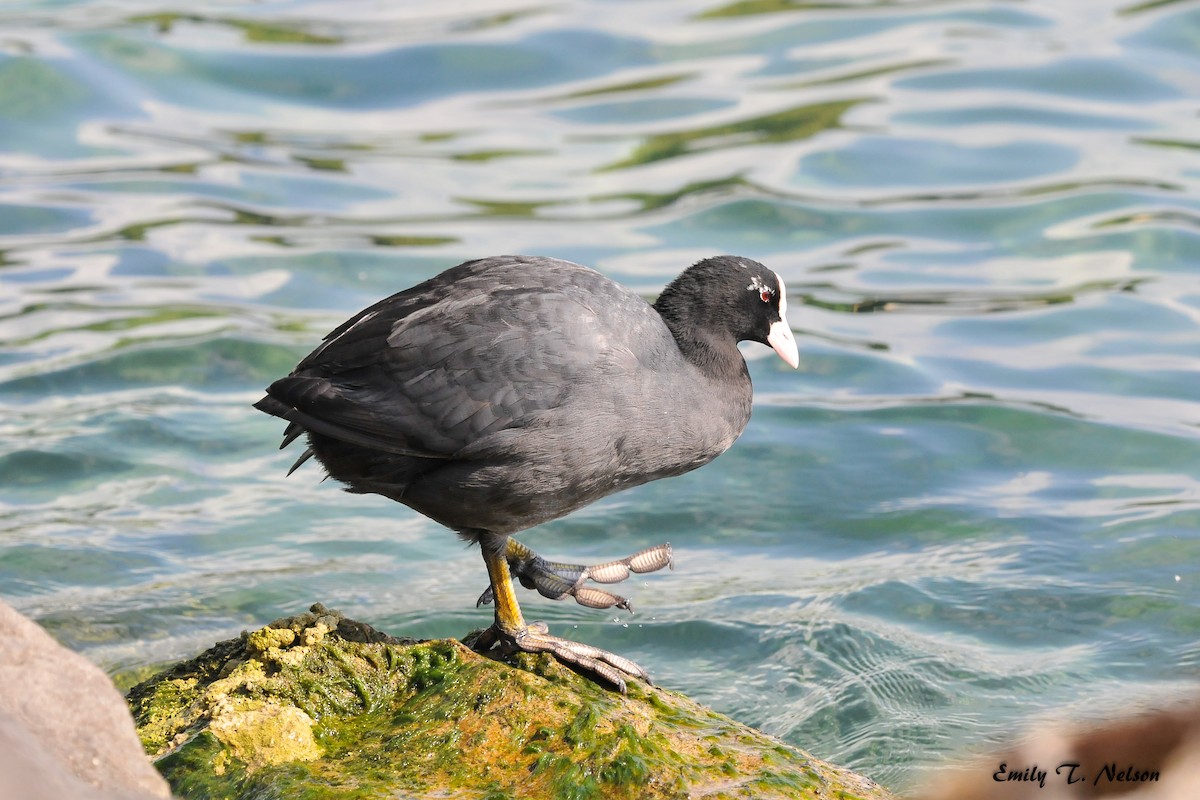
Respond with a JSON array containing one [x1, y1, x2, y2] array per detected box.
[[759, 290, 772, 303]]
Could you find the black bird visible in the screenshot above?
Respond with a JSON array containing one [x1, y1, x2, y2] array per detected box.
[[255, 254, 799, 690]]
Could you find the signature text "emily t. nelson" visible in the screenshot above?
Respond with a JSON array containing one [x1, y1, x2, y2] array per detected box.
[[994, 761, 1161, 788]]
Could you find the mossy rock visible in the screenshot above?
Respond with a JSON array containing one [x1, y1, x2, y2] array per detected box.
[[127, 604, 893, 800]]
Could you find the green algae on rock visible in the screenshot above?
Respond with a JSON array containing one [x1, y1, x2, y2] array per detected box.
[[127, 604, 893, 800]]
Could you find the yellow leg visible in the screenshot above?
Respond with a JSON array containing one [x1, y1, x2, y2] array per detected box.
[[482, 541, 527, 634], [505, 538, 536, 562], [475, 539, 673, 611], [472, 531, 652, 692]]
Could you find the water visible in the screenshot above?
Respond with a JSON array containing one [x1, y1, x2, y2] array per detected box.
[[2, 0, 1198, 791]]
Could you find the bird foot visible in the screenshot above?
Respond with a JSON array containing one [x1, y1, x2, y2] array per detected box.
[[476, 542, 673, 612], [470, 621, 650, 693]]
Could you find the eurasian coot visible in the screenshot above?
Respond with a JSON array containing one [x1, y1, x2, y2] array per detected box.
[[255, 254, 799, 691]]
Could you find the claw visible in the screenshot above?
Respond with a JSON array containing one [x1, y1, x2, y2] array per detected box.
[[478, 582, 632, 611], [573, 586, 632, 612], [473, 620, 651, 693]]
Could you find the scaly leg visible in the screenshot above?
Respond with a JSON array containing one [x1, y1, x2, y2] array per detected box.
[[470, 531, 652, 693], [475, 539, 673, 612]]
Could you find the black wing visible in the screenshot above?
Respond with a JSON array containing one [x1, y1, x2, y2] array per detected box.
[[256, 257, 658, 459]]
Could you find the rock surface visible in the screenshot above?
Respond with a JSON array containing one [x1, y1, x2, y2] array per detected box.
[[128, 603, 894, 800], [0, 598, 171, 800]]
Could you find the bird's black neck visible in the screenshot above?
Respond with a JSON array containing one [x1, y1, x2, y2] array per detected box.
[[654, 292, 748, 383]]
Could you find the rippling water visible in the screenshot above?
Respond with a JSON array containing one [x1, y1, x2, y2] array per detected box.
[[3, 0, 1199, 790]]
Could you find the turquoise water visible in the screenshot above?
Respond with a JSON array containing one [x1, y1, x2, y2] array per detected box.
[[2, 0, 1199, 790]]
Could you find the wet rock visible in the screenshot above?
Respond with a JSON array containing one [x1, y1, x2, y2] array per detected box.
[[0, 599, 171, 800], [128, 603, 894, 800]]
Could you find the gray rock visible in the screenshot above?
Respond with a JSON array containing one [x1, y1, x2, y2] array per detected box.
[[0, 599, 170, 800]]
